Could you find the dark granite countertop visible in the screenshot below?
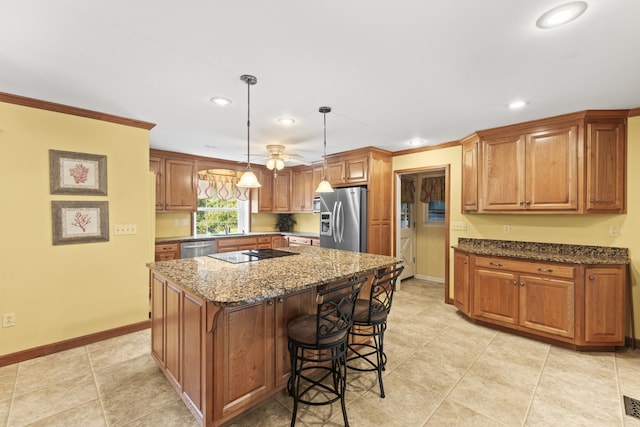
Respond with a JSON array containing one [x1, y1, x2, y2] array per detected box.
[[453, 238, 629, 265], [148, 246, 400, 306]]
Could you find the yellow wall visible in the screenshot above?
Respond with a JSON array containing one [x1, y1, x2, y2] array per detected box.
[[0, 101, 153, 356], [251, 212, 277, 232], [293, 213, 320, 233], [393, 117, 640, 334], [155, 212, 192, 238], [416, 200, 446, 281]]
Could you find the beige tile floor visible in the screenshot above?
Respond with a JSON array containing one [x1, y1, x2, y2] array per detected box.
[[2, 278, 640, 426]]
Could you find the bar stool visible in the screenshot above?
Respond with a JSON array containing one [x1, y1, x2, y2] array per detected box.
[[347, 265, 404, 398], [287, 277, 366, 427]]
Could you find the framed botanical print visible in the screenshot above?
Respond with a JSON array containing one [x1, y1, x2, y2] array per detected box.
[[51, 201, 109, 245], [49, 150, 107, 195]]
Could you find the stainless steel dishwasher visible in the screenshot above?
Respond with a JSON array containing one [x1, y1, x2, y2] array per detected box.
[[180, 240, 217, 258]]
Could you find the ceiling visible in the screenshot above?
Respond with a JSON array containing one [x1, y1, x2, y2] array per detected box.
[[2, 1, 639, 166]]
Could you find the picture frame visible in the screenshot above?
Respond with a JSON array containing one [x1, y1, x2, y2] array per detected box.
[[49, 150, 107, 195], [51, 201, 109, 245]]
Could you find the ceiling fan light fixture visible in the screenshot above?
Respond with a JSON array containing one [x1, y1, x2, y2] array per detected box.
[[315, 106, 334, 193], [237, 74, 261, 188], [536, 1, 587, 29]]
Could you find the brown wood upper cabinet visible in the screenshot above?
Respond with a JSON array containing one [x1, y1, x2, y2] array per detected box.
[[462, 110, 627, 214], [326, 154, 368, 186], [150, 151, 197, 212]]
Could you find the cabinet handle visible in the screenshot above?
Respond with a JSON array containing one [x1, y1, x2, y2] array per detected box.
[[463, 261, 468, 265], [589, 275, 595, 281], [513, 281, 518, 286], [520, 281, 526, 286], [519, 201, 524, 206], [278, 297, 285, 303], [267, 300, 274, 306], [537, 268, 553, 273], [489, 262, 503, 267], [526, 201, 531, 205], [590, 199, 596, 203]]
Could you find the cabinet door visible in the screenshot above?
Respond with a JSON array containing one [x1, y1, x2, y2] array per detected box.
[[586, 122, 626, 213], [292, 168, 313, 212], [346, 156, 368, 184], [519, 275, 575, 338], [312, 165, 324, 195], [273, 171, 291, 212], [461, 139, 478, 212], [217, 301, 274, 417], [254, 168, 273, 212], [584, 267, 625, 344], [326, 160, 346, 185], [525, 125, 578, 211], [165, 159, 197, 211], [274, 290, 315, 388], [150, 156, 165, 211], [481, 135, 525, 211], [182, 293, 204, 413], [453, 252, 470, 314], [473, 269, 518, 325]]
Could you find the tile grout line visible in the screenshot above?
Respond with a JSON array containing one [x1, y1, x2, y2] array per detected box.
[[5, 363, 20, 427], [519, 342, 551, 427], [85, 344, 110, 427], [613, 352, 626, 427]]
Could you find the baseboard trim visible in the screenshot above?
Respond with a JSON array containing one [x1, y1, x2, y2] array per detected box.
[[414, 274, 445, 284], [0, 320, 150, 367], [625, 336, 640, 350]]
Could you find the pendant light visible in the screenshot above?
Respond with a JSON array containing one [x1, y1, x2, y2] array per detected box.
[[315, 106, 334, 193], [237, 74, 261, 188]]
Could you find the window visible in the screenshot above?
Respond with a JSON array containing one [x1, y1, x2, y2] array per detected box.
[[427, 200, 445, 222], [194, 196, 249, 235]]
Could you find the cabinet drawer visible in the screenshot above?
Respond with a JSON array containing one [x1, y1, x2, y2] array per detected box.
[[474, 256, 575, 279], [257, 236, 272, 244], [155, 243, 179, 253], [217, 237, 258, 251], [288, 236, 312, 246]]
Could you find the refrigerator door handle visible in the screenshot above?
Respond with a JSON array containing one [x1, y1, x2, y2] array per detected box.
[[332, 201, 339, 243], [336, 202, 344, 243]]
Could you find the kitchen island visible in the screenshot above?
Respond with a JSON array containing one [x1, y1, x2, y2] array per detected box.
[[147, 246, 401, 426]]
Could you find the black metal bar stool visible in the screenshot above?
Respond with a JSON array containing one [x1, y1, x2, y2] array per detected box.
[[347, 265, 404, 398], [287, 277, 366, 427]]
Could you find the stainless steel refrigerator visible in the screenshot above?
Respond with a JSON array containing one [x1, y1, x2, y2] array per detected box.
[[319, 187, 367, 252]]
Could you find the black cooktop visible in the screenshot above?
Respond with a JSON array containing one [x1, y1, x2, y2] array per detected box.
[[208, 248, 299, 264]]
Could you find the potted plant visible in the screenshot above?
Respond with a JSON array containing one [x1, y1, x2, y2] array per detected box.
[[275, 213, 296, 232]]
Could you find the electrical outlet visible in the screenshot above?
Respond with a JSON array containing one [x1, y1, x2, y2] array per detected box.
[[181, 219, 189, 226], [609, 225, 620, 237], [451, 221, 467, 231], [114, 224, 137, 235], [2, 313, 15, 328], [503, 225, 511, 234], [172, 219, 179, 226]]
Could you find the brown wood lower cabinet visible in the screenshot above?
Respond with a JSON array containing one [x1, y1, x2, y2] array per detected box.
[[150, 272, 316, 426], [453, 250, 625, 350]]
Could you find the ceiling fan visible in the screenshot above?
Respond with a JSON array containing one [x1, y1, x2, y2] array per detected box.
[[256, 144, 307, 176]]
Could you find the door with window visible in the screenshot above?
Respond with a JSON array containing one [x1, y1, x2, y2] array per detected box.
[[399, 178, 416, 280]]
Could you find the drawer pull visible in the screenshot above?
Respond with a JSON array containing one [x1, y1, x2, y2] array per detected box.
[[267, 300, 274, 306], [537, 268, 553, 273], [489, 262, 503, 267], [278, 298, 285, 303], [520, 281, 526, 286], [589, 275, 595, 281]]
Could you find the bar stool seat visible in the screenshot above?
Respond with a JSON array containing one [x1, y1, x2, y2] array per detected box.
[[347, 265, 404, 398], [287, 277, 366, 427]]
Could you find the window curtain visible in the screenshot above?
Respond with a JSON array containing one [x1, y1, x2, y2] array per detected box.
[[197, 173, 250, 201], [420, 176, 445, 203], [400, 179, 415, 203]]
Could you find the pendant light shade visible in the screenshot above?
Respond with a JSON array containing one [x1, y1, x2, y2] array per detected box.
[[315, 106, 334, 193], [237, 74, 261, 188]]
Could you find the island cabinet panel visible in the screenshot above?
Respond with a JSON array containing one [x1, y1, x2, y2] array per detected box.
[[216, 301, 274, 418], [165, 282, 182, 387], [584, 266, 625, 344], [182, 294, 204, 411], [274, 290, 316, 388], [151, 274, 165, 363]]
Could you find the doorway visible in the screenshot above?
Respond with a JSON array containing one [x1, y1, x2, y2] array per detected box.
[[395, 165, 450, 302]]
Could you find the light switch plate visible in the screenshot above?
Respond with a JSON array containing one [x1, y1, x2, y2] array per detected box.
[[451, 221, 467, 231], [115, 224, 137, 235]]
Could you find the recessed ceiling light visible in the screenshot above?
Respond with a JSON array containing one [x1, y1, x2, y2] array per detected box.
[[509, 100, 528, 109], [204, 144, 217, 149], [536, 2, 588, 29], [276, 117, 296, 126], [408, 138, 425, 146], [210, 97, 231, 106]]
